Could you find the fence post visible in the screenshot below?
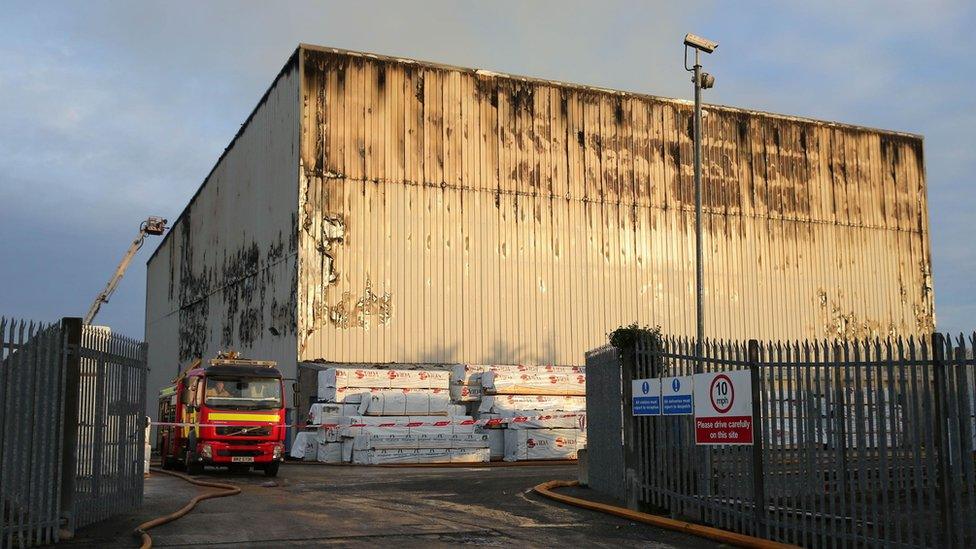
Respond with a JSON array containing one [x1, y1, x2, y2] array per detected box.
[[748, 340, 767, 539], [58, 318, 82, 538], [620, 345, 639, 511], [931, 333, 954, 547]]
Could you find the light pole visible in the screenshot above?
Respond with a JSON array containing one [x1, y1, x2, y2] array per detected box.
[[684, 33, 717, 509], [683, 33, 717, 373]]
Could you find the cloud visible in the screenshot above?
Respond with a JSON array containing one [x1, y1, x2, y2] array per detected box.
[[0, 0, 972, 337]]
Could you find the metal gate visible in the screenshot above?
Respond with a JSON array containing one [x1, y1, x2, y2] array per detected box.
[[599, 332, 976, 548], [0, 317, 148, 548]]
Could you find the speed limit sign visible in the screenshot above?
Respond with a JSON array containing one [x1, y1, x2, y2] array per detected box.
[[693, 370, 753, 445]]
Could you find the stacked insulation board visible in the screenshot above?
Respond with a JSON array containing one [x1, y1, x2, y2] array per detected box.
[[298, 366, 486, 464], [452, 364, 587, 461], [292, 363, 587, 464]]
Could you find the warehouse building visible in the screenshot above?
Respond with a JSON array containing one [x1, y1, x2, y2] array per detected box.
[[145, 44, 934, 419]]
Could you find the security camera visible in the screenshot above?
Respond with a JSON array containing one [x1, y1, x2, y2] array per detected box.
[[684, 33, 718, 54]]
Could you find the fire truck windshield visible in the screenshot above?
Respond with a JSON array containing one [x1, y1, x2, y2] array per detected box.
[[204, 377, 282, 409]]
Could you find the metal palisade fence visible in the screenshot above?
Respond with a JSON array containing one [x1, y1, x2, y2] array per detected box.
[[0, 317, 148, 548], [607, 332, 976, 549], [0, 318, 67, 547], [584, 345, 626, 499]]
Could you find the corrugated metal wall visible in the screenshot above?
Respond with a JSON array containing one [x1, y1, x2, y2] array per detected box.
[[296, 46, 933, 366], [145, 55, 302, 418]]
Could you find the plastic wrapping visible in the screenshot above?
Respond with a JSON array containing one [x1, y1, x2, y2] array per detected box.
[[352, 432, 489, 450], [488, 411, 586, 430], [450, 364, 585, 385], [358, 390, 451, 416], [351, 448, 490, 465], [316, 441, 344, 462], [308, 402, 360, 424], [317, 386, 367, 403], [318, 367, 449, 392], [339, 416, 476, 438], [481, 371, 585, 396], [486, 429, 505, 460], [290, 431, 318, 460], [449, 383, 482, 402], [314, 423, 342, 443], [503, 428, 584, 461], [446, 403, 467, 416], [479, 395, 587, 414]]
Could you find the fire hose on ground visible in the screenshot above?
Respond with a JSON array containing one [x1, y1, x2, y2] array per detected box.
[[533, 479, 798, 549], [134, 468, 241, 549]]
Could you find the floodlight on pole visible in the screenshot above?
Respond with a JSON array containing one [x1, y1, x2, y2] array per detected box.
[[683, 33, 717, 375]]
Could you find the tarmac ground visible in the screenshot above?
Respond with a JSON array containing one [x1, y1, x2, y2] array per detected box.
[[63, 462, 718, 548]]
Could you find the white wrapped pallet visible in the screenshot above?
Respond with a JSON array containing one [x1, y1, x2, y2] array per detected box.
[[503, 428, 583, 461], [308, 402, 360, 424], [486, 429, 505, 460], [315, 423, 342, 443], [481, 371, 585, 396], [321, 386, 453, 403], [339, 416, 476, 438], [385, 368, 450, 389], [479, 395, 587, 414], [503, 412, 587, 430], [352, 432, 489, 450], [319, 367, 391, 389], [290, 431, 318, 460], [449, 383, 482, 402], [450, 364, 486, 385], [318, 367, 450, 392], [451, 364, 585, 384], [446, 403, 467, 416], [450, 364, 584, 387], [317, 386, 366, 403], [316, 441, 344, 463], [352, 448, 490, 465], [358, 390, 451, 416]]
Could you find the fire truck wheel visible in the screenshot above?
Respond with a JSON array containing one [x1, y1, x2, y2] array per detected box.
[[160, 441, 175, 470], [186, 453, 203, 475], [185, 432, 203, 475], [263, 461, 279, 477]]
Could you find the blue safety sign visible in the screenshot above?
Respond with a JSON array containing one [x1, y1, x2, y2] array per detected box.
[[661, 375, 694, 415], [632, 378, 661, 416]]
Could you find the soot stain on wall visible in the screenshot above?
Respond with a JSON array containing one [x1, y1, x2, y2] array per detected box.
[[176, 209, 297, 361]]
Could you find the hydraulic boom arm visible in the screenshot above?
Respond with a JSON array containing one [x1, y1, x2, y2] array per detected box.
[[84, 216, 167, 325]]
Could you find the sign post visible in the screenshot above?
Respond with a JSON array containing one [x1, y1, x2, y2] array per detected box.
[[631, 378, 661, 416], [693, 370, 753, 445]]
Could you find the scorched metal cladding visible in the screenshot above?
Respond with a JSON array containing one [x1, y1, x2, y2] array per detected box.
[[146, 44, 933, 416], [294, 45, 933, 363]]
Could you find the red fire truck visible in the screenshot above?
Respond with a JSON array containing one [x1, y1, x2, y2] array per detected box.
[[156, 355, 286, 476]]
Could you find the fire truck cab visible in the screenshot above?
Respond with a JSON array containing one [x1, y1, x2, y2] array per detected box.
[[156, 355, 286, 476]]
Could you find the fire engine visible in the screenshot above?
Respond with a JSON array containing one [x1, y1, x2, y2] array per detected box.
[[156, 354, 286, 476]]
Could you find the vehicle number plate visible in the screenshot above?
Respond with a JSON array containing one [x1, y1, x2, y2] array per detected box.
[[231, 456, 254, 463]]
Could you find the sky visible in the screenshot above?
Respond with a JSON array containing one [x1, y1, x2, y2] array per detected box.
[[0, 0, 973, 339]]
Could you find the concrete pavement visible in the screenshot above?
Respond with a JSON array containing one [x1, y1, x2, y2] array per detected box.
[[64, 462, 716, 548]]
